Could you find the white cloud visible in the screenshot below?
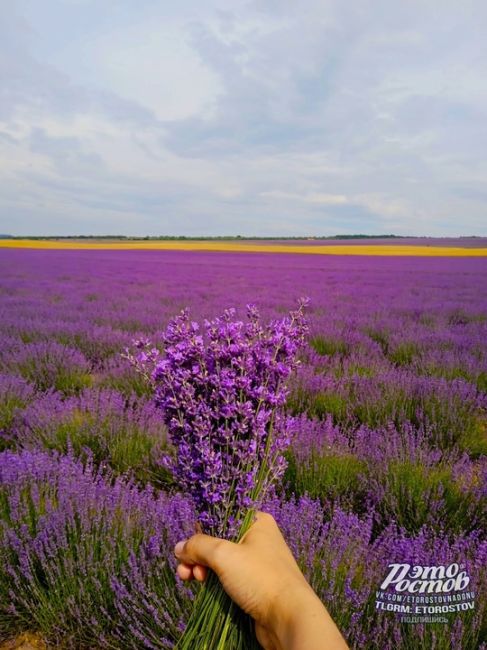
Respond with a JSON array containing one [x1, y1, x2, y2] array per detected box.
[[0, 1, 486, 236], [306, 193, 349, 205]]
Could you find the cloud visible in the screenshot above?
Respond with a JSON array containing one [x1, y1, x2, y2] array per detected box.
[[0, 4, 160, 125], [29, 128, 105, 174], [0, 1, 486, 236]]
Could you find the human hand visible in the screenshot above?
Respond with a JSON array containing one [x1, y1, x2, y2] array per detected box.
[[174, 511, 349, 650]]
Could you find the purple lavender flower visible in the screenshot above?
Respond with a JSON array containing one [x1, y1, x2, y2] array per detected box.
[[13, 388, 168, 482], [2, 341, 92, 395], [0, 449, 195, 647], [0, 373, 37, 450], [128, 300, 308, 538]]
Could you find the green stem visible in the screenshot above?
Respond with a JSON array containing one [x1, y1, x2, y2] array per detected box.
[[176, 515, 259, 650]]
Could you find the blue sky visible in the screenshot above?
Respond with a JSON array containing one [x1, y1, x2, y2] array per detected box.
[[0, 0, 486, 236]]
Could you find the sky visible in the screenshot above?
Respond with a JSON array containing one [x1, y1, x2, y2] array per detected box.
[[0, 0, 486, 237]]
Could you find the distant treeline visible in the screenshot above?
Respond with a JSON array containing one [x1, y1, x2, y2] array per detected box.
[[4, 234, 409, 241], [2, 234, 483, 241]]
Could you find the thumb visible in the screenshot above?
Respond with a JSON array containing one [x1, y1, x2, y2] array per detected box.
[[174, 534, 233, 573]]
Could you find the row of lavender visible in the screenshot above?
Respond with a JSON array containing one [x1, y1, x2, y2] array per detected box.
[[0, 250, 486, 648]]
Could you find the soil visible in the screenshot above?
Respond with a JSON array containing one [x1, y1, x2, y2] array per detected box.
[[0, 634, 47, 650]]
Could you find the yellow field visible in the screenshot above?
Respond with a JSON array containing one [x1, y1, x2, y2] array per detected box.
[[1, 239, 486, 256]]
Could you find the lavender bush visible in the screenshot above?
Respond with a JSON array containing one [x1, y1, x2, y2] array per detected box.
[[2, 341, 92, 395], [13, 388, 168, 485], [0, 449, 194, 647], [0, 374, 37, 451]]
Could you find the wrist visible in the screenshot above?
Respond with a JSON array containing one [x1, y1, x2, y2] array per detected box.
[[268, 579, 348, 650], [268, 578, 320, 646]]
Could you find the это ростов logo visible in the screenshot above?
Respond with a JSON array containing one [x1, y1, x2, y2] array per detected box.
[[380, 563, 470, 594]]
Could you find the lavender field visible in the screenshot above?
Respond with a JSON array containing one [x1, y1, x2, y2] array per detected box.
[[0, 249, 486, 649]]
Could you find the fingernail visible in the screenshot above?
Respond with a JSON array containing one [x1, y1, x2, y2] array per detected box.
[[174, 540, 186, 557]]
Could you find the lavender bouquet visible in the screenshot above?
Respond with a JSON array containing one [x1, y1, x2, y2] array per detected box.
[[128, 300, 308, 649]]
